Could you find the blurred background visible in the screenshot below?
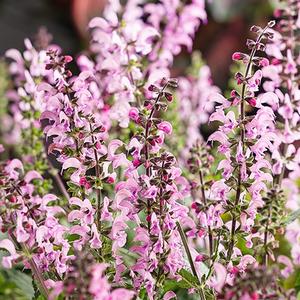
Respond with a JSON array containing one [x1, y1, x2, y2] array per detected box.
[[0, 0, 275, 90]]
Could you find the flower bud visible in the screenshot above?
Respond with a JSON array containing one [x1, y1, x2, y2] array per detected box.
[[157, 121, 172, 134], [133, 158, 141, 167], [246, 97, 256, 107], [148, 84, 158, 92], [274, 9, 282, 18], [129, 107, 139, 121], [164, 92, 173, 102], [64, 55, 73, 63], [191, 202, 198, 210], [79, 177, 88, 186], [235, 72, 244, 85], [232, 52, 244, 61], [195, 254, 207, 262], [198, 228, 206, 237], [9, 196, 17, 203], [106, 176, 115, 184]]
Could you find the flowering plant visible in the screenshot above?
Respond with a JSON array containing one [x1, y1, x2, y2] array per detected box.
[[1, 0, 300, 299]]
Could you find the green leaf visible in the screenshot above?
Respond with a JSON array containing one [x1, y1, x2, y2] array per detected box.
[[295, 271, 300, 293], [177, 269, 199, 289], [284, 209, 300, 225], [5, 269, 34, 299]]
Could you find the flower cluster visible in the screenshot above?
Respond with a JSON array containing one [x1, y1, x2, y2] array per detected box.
[[86, 0, 207, 128], [261, 0, 300, 269], [1, 0, 300, 299]]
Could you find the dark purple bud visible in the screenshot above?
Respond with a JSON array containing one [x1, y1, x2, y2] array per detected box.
[[148, 84, 157, 92], [164, 92, 173, 102]]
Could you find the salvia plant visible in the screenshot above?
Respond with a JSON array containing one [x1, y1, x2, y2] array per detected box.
[[1, 0, 300, 299]]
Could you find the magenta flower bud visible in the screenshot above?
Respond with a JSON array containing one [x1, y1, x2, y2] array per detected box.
[[232, 52, 243, 61], [164, 92, 173, 102], [274, 9, 282, 18], [79, 177, 88, 186], [129, 107, 139, 121], [191, 202, 198, 210], [106, 176, 115, 184], [64, 55, 73, 63], [246, 98, 256, 107], [250, 292, 259, 300], [162, 174, 169, 181], [9, 196, 17, 203], [102, 104, 110, 112], [95, 142, 102, 150], [230, 266, 239, 275], [271, 58, 281, 65], [230, 90, 237, 97], [133, 158, 141, 167], [195, 254, 205, 262], [157, 121, 172, 134], [198, 228, 206, 237]]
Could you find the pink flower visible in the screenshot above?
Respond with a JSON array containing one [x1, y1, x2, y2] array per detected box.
[[278, 255, 293, 278], [129, 107, 139, 122], [0, 239, 20, 268], [157, 121, 172, 134], [209, 262, 227, 292], [232, 52, 246, 61]]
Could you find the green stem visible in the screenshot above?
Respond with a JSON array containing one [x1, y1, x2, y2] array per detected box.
[[26, 249, 50, 298], [199, 169, 213, 259], [176, 222, 206, 300]]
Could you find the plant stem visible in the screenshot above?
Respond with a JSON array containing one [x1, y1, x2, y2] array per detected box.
[[144, 84, 167, 231], [176, 222, 206, 300], [227, 26, 268, 261], [48, 159, 70, 201], [89, 123, 103, 232], [23, 244, 50, 298], [199, 169, 213, 259], [10, 231, 49, 298]]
